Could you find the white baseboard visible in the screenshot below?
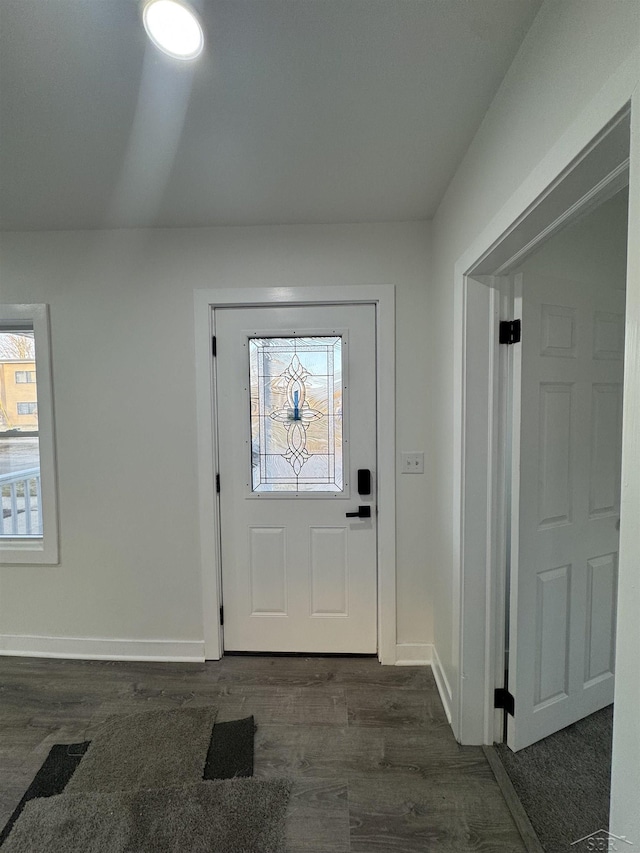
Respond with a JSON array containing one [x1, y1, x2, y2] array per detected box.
[[431, 644, 453, 724], [395, 643, 432, 666], [0, 634, 205, 662]]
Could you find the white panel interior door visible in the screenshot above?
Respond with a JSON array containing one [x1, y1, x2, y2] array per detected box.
[[508, 272, 624, 751], [214, 304, 377, 653]]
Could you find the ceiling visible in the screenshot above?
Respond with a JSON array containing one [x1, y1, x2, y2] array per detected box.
[[0, 0, 542, 231]]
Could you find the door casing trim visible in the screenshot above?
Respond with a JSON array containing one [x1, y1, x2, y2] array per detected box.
[[452, 93, 634, 745], [194, 285, 396, 662]]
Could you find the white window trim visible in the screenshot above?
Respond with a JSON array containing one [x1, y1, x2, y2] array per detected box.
[[0, 304, 59, 564]]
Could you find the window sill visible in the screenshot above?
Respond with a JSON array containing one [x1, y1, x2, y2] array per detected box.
[[0, 538, 59, 565]]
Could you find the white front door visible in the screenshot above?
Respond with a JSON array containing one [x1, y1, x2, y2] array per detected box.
[[214, 304, 377, 653], [507, 272, 624, 751]]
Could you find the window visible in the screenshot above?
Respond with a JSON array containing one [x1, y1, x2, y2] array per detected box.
[[0, 305, 58, 563], [249, 336, 344, 492]]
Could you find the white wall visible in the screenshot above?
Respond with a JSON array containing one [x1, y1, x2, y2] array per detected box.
[[0, 221, 433, 658], [429, 0, 639, 842]]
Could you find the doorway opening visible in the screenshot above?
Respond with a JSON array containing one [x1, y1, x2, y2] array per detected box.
[[492, 188, 628, 850], [455, 105, 631, 850], [500, 188, 628, 752]]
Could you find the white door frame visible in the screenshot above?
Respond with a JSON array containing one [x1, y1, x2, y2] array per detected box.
[[453, 84, 636, 746], [194, 285, 396, 662]]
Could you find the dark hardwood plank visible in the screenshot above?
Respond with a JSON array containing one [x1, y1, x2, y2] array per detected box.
[[346, 685, 450, 729], [348, 776, 527, 852], [205, 684, 349, 727], [286, 780, 350, 851], [216, 655, 433, 690], [255, 724, 493, 781], [0, 656, 527, 852], [0, 788, 23, 831]]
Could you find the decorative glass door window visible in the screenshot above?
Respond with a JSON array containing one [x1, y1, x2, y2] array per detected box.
[[249, 336, 344, 492]]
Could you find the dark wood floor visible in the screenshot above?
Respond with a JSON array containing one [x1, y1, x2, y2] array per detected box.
[[0, 655, 526, 852]]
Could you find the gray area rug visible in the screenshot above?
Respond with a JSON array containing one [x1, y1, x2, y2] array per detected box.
[[0, 742, 89, 847], [496, 706, 613, 852], [0, 716, 257, 846], [1, 779, 292, 853], [65, 706, 217, 794]]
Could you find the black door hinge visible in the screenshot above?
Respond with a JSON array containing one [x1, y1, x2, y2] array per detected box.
[[219, 606, 224, 626], [499, 319, 521, 345], [494, 687, 515, 716], [212, 336, 217, 356], [216, 473, 220, 493]]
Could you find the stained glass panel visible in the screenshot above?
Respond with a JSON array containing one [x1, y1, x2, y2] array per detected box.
[[249, 336, 343, 492]]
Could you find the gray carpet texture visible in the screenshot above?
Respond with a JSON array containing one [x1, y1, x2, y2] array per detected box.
[[496, 706, 613, 852], [1, 779, 292, 853], [64, 706, 217, 794], [0, 742, 89, 846], [0, 717, 257, 846]]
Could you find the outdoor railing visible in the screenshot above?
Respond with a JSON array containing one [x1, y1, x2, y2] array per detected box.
[[0, 467, 42, 536]]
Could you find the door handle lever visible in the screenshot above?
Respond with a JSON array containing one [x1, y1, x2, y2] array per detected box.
[[346, 505, 371, 519]]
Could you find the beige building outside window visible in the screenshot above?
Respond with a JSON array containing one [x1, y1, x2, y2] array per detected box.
[[0, 358, 38, 432]]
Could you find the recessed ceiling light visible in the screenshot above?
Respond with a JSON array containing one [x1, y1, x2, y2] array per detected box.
[[142, 0, 204, 61]]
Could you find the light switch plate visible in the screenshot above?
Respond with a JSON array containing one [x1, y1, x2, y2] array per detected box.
[[401, 452, 424, 474]]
